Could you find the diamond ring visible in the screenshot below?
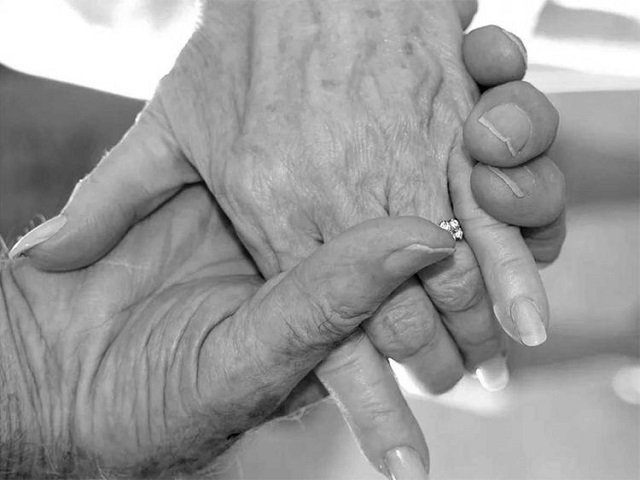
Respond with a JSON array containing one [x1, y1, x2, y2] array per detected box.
[[439, 218, 464, 241]]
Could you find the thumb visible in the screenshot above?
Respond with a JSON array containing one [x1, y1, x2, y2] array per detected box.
[[209, 216, 453, 472], [263, 216, 456, 352], [264, 217, 453, 478], [8, 100, 199, 271]]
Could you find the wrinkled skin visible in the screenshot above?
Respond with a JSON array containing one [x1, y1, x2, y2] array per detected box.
[[24, 0, 562, 394], [4, 189, 260, 475], [169, 0, 475, 276], [2, 186, 455, 476], [156, 0, 535, 386], [168, 1, 492, 396], [184, 3, 473, 273], [6, 0, 565, 476]]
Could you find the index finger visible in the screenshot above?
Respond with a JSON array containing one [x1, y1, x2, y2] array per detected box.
[[317, 333, 430, 479], [449, 145, 549, 346]]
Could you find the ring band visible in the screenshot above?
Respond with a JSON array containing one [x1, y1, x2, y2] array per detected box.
[[439, 218, 464, 241]]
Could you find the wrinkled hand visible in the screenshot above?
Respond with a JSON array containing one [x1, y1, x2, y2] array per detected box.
[[3, 186, 457, 476], [16, 0, 563, 390], [8, 0, 566, 477]]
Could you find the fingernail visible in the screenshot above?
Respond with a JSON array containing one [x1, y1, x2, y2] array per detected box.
[[383, 446, 429, 480], [9, 215, 67, 259], [510, 297, 547, 346], [478, 103, 532, 156], [384, 245, 454, 275], [476, 355, 510, 392], [487, 165, 535, 198], [500, 28, 528, 64]]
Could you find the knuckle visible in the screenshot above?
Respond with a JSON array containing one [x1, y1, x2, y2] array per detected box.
[[366, 401, 399, 428], [356, 375, 401, 426], [494, 253, 528, 276], [290, 268, 369, 343], [325, 303, 371, 330], [372, 302, 438, 361], [426, 259, 485, 313]]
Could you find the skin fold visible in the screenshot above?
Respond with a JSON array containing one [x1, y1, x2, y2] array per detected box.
[[3, 0, 566, 476], [0, 187, 456, 476], [173, 1, 475, 276]]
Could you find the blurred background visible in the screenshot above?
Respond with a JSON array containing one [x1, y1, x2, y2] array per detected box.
[[0, 0, 638, 478]]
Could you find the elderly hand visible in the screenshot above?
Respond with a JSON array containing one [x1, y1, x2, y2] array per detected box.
[[2, 185, 461, 477], [8, 1, 565, 477], [12, 0, 564, 387]]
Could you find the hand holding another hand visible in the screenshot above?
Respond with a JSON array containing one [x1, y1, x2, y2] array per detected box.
[[7, 1, 565, 477], [4, 185, 458, 476]]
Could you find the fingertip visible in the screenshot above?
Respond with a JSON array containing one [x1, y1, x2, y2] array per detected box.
[[510, 297, 548, 346], [454, 0, 478, 30], [22, 209, 131, 272], [459, 208, 551, 346], [471, 156, 565, 227], [464, 81, 559, 167], [475, 354, 510, 392], [383, 445, 430, 480], [316, 336, 429, 477], [463, 25, 527, 87], [343, 216, 456, 257], [528, 241, 563, 265], [392, 320, 465, 396], [523, 211, 567, 264], [8, 215, 67, 261]]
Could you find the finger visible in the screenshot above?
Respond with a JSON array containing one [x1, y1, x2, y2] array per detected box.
[[317, 204, 466, 395], [522, 210, 567, 265], [463, 25, 527, 87], [418, 242, 504, 370], [449, 144, 550, 347], [291, 207, 453, 472], [388, 162, 505, 379], [270, 373, 328, 418], [471, 155, 566, 227], [464, 81, 560, 167], [364, 279, 465, 394], [454, 0, 478, 31], [218, 217, 454, 476], [8, 100, 198, 271], [317, 332, 430, 479]]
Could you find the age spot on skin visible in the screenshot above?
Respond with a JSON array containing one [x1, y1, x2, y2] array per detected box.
[[364, 9, 381, 19], [365, 40, 378, 58], [321, 79, 341, 90], [409, 26, 427, 48]]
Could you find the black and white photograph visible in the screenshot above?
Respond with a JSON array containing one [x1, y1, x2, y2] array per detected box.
[[0, 0, 638, 478]]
